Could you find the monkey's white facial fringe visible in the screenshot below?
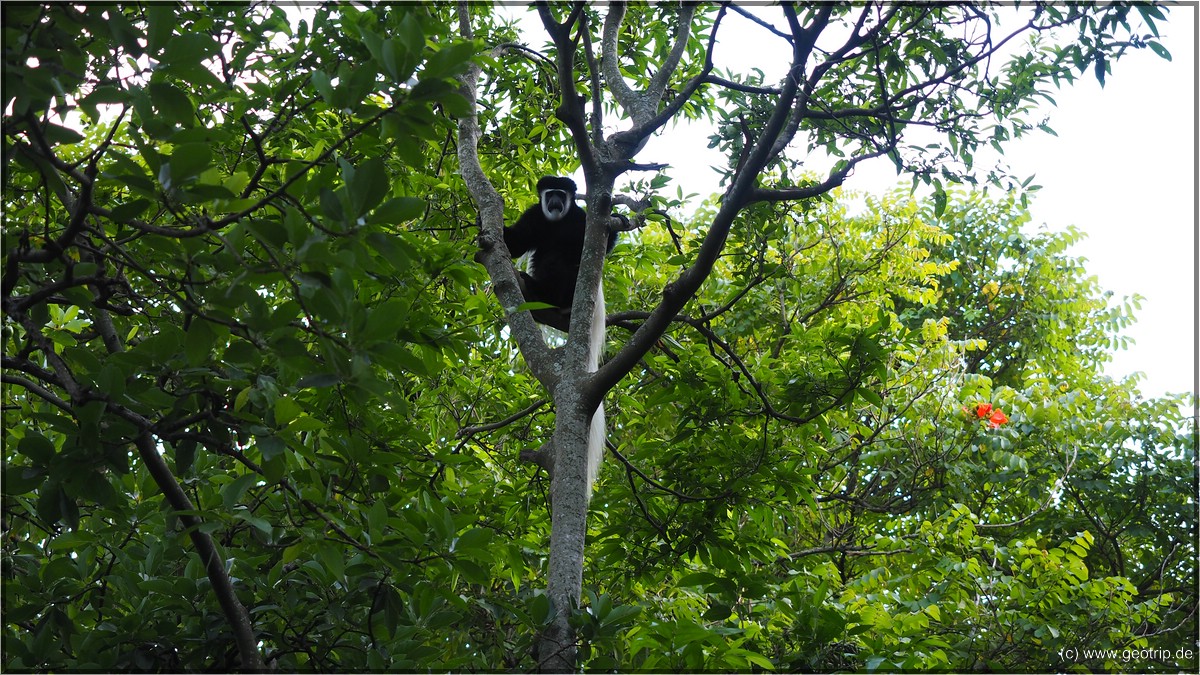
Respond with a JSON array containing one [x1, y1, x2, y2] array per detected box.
[[540, 189, 571, 222]]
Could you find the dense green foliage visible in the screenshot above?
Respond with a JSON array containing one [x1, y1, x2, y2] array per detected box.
[[3, 3, 1192, 672]]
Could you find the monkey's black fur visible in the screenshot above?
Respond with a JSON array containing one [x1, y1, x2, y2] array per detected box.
[[504, 176, 618, 322], [503, 176, 615, 496]]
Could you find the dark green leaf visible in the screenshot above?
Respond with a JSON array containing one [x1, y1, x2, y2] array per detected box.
[[18, 433, 56, 464], [110, 198, 153, 222], [184, 319, 216, 367], [167, 143, 212, 183], [296, 373, 341, 389], [148, 82, 195, 127], [160, 33, 217, 70], [222, 473, 259, 511], [256, 435, 286, 462], [41, 123, 85, 145], [420, 42, 476, 81], [174, 439, 198, 476], [349, 157, 389, 218], [1147, 41, 1171, 61], [311, 70, 335, 103], [369, 197, 424, 226], [146, 4, 177, 52]]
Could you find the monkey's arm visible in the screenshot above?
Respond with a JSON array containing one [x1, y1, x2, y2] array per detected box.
[[503, 206, 541, 258]]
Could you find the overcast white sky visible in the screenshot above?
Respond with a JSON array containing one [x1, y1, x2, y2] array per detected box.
[[610, 6, 1196, 401], [992, 11, 1196, 401]]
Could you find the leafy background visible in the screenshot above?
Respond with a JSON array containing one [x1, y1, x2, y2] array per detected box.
[[2, 4, 1194, 672]]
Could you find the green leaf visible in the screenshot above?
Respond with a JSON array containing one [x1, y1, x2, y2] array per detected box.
[[72, 472, 118, 507], [274, 397, 302, 426], [343, 62, 379, 106], [311, 70, 335, 103], [317, 542, 345, 581], [174, 439, 197, 476], [1147, 41, 1171, 62], [167, 143, 213, 184], [110, 198, 153, 222], [438, 91, 472, 118], [702, 603, 733, 621], [369, 196, 424, 226], [3, 465, 46, 495], [18, 433, 56, 464], [148, 82, 195, 127], [367, 230, 420, 270], [184, 318, 217, 367], [96, 362, 127, 398], [933, 188, 948, 218], [41, 123, 85, 145], [530, 594, 553, 625], [106, 9, 143, 56], [296, 373, 341, 389], [232, 508, 274, 536], [320, 186, 344, 222], [420, 42, 476, 81], [395, 13, 425, 56], [857, 387, 884, 408], [160, 33, 217, 71], [36, 481, 65, 523], [77, 85, 131, 120], [361, 299, 409, 344], [349, 157, 389, 218], [382, 38, 419, 84], [256, 435, 286, 462], [454, 527, 493, 553], [370, 343, 428, 376], [146, 4, 177, 52], [222, 473, 259, 511]]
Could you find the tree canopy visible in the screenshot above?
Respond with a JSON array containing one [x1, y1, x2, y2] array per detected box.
[[2, 3, 1192, 672]]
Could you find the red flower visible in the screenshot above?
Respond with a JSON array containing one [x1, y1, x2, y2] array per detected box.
[[965, 402, 1008, 429]]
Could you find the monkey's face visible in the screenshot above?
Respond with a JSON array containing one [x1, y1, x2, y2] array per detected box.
[[540, 188, 573, 222]]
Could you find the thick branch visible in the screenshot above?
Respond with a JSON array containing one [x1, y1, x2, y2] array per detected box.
[[606, 6, 727, 164], [593, 4, 830, 396], [579, 14, 606, 149], [747, 146, 894, 203], [601, 3, 637, 111], [728, 4, 793, 42], [702, 74, 782, 96], [644, 4, 698, 121], [565, 192, 615, 400], [768, 3, 852, 159], [455, 3, 557, 385], [1, 374, 73, 414], [134, 434, 264, 671], [537, 1, 598, 177], [77, 280, 265, 670]]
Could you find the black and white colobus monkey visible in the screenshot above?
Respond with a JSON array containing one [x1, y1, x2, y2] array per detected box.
[[503, 175, 619, 495], [503, 176, 619, 318]]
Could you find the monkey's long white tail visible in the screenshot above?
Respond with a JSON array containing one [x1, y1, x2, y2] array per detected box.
[[584, 280, 606, 497]]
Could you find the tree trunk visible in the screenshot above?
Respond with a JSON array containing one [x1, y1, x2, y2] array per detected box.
[[536, 397, 592, 671]]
